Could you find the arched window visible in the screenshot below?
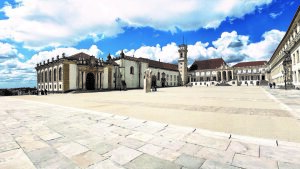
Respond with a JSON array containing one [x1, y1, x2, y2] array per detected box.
[[37, 72, 40, 83], [49, 70, 52, 82], [45, 71, 47, 82], [59, 67, 62, 81], [157, 72, 160, 80], [42, 72, 44, 83], [54, 69, 56, 81], [130, 66, 134, 74]]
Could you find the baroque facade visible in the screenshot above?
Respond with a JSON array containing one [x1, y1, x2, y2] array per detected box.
[[268, 6, 300, 88], [188, 58, 268, 86], [36, 44, 187, 93]]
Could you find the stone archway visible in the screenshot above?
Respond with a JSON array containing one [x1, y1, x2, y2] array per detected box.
[[86, 72, 95, 90]]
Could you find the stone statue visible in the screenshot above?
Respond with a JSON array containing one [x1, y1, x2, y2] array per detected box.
[[144, 69, 152, 93]]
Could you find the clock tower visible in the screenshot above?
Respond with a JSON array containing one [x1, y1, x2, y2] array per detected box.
[[178, 44, 188, 85]]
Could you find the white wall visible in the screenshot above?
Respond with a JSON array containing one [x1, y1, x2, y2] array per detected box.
[[69, 64, 77, 90]]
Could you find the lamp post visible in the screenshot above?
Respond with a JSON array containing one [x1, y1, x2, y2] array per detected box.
[[282, 51, 292, 90]]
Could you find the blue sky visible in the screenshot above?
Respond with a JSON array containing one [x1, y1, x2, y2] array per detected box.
[[0, 0, 299, 88]]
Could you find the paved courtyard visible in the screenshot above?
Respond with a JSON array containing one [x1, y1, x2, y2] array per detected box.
[[1, 86, 300, 168]]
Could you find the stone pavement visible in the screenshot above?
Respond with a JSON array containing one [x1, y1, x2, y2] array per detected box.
[[264, 87, 300, 119], [1, 97, 300, 169]]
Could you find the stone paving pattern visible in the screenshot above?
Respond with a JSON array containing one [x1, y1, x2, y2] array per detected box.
[[1, 93, 300, 169]]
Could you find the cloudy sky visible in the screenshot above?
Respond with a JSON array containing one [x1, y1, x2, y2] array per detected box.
[[0, 0, 298, 88]]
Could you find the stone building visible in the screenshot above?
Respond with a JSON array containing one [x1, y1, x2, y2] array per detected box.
[[188, 58, 268, 86], [36, 44, 187, 93], [268, 6, 300, 88]]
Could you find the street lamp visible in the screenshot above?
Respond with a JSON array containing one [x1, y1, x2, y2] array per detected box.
[[282, 51, 292, 90]]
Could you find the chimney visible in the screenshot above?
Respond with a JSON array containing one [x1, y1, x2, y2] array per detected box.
[[47, 59, 49, 63], [62, 53, 65, 58], [159, 59, 160, 62], [43, 61, 45, 64], [52, 57, 54, 61], [56, 55, 59, 60]]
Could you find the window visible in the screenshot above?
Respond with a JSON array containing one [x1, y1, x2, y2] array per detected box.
[[59, 67, 62, 81], [49, 70, 52, 82], [60, 84, 62, 89], [50, 85, 51, 89], [170, 75, 172, 81], [42, 72, 44, 83], [130, 66, 134, 74], [45, 71, 47, 82], [157, 72, 160, 80], [297, 50, 299, 63], [54, 69, 56, 81]]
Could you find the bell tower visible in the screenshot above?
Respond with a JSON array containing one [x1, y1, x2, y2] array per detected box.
[[178, 43, 188, 85]]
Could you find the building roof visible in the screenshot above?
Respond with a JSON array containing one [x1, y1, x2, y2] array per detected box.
[[138, 58, 178, 71], [67, 52, 94, 60], [232, 61, 267, 68], [189, 58, 226, 71], [113, 55, 178, 71]]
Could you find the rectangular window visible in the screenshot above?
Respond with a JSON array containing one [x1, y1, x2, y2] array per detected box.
[[297, 50, 300, 63]]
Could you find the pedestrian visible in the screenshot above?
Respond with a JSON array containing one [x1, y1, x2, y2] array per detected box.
[[41, 89, 44, 95], [269, 83, 272, 89], [273, 82, 276, 89], [45, 89, 47, 95]]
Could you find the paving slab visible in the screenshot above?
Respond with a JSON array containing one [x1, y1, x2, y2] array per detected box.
[[174, 154, 205, 169], [108, 146, 142, 165], [232, 154, 278, 169], [200, 160, 240, 169], [0, 149, 36, 169], [124, 154, 182, 169]]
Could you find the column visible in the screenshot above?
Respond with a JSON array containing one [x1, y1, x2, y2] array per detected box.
[[221, 71, 223, 81], [226, 71, 229, 81], [237, 75, 240, 81], [83, 72, 86, 89]]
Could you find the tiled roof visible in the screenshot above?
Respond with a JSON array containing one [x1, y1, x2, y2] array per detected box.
[[138, 58, 178, 71], [113, 55, 178, 71], [232, 61, 267, 68], [189, 58, 226, 71]]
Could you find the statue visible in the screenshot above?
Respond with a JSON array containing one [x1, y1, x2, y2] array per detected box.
[[144, 69, 152, 93]]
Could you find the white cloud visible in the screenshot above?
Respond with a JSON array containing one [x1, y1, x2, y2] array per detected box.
[[269, 11, 283, 19], [27, 45, 102, 65], [0, 0, 272, 50], [0, 42, 19, 59], [120, 29, 284, 65], [242, 29, 285, 60], [0, 45, 102, 87]]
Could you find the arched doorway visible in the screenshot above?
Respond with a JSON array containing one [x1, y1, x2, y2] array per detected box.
[[161, 72, 166, 87], [228, 71, 232, 81], [217, 72, 221, 81], [222, 71, 227, 81], [86, 72, 95, 90]]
